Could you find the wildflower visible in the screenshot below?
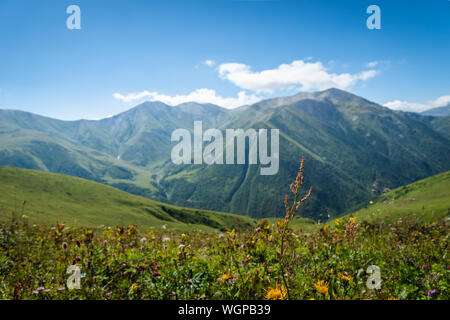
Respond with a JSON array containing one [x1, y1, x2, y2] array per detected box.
[[162, 237, 170, 243], [130, 283, 139, 295], [338, 273, 352, 282], [58, 287, 65, 291], [427, 289, 437, 297], [264, 283, 287, 300], [220, 273, 234, 281], [62, 242, 68, 250], [37, 287, 44, 291], [314, 280, 329, 296], [255, 227, 261, 232], [152, 271, 161, 277], [33, 291, 38, 294], [140, 237, 147, 243], [422, 265, 427, 270], [102, 240, 108, 247], [44, 289, 50, 293], [218, 233, 224, 239]]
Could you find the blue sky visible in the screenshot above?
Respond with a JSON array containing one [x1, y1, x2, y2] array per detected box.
[[0, 0, 449, 120]]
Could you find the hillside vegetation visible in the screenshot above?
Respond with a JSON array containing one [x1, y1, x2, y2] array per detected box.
[[0, 166, 255, 232], [347, 170, 450, 224]]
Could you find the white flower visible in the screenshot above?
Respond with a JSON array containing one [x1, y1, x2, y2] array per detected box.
[[140, 237, 147, 243], [162, 237, 171, 243]]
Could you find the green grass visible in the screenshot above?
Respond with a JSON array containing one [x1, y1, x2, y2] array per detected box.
[[0, 166, 256, 232], [262, 171, 450, 232], [345, 170, 450, 224]]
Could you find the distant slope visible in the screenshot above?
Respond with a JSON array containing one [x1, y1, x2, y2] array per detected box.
[[345, 171, 450, 224], [421, 105, 450, 117], [429, 116, 450, 140], [0, 166, 255, 231]]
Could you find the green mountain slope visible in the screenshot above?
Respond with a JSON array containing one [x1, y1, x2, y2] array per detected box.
[[1, 89, 449, 220], [345, 170, 450, 224], [158, 89, 450, 219], [0, 166, 255, 231]]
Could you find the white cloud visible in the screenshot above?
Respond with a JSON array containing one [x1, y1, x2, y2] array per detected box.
[[205, 60, 215, 67], [383, 100, 429, 113], [218, 60, 378, 93], [431, 95, 450, 108], [384, 95, 450, 112], [113, 88, 261, 109], [366, 61, 379, 68]]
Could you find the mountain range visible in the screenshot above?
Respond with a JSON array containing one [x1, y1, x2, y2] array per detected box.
[[1, 88, 449, 220], [421, 104, 450, 117]]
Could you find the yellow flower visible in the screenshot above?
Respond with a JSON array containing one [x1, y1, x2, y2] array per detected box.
[[265, 283, 287, 300], [226, 229, 235, 235], [338, 273, 353, 282], [314, 280, 329, 296], [220, 273, 234, 281], [130, 283, 139, 295]]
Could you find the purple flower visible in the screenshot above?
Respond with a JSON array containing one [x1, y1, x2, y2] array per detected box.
[[37, 287, 44, 291], [58, 287, 65, 291], [255, 227, 261, 232], [427, 289, 437, 296], [33, 290, 38, 294], [44, 289, 50, 293]]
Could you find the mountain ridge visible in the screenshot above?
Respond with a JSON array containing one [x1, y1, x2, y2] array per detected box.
[[1, 88, 449, 220]]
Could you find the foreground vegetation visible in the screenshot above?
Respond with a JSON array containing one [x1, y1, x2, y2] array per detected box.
[[0, 215, 448, 300], [0, 159, 448, 300]]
